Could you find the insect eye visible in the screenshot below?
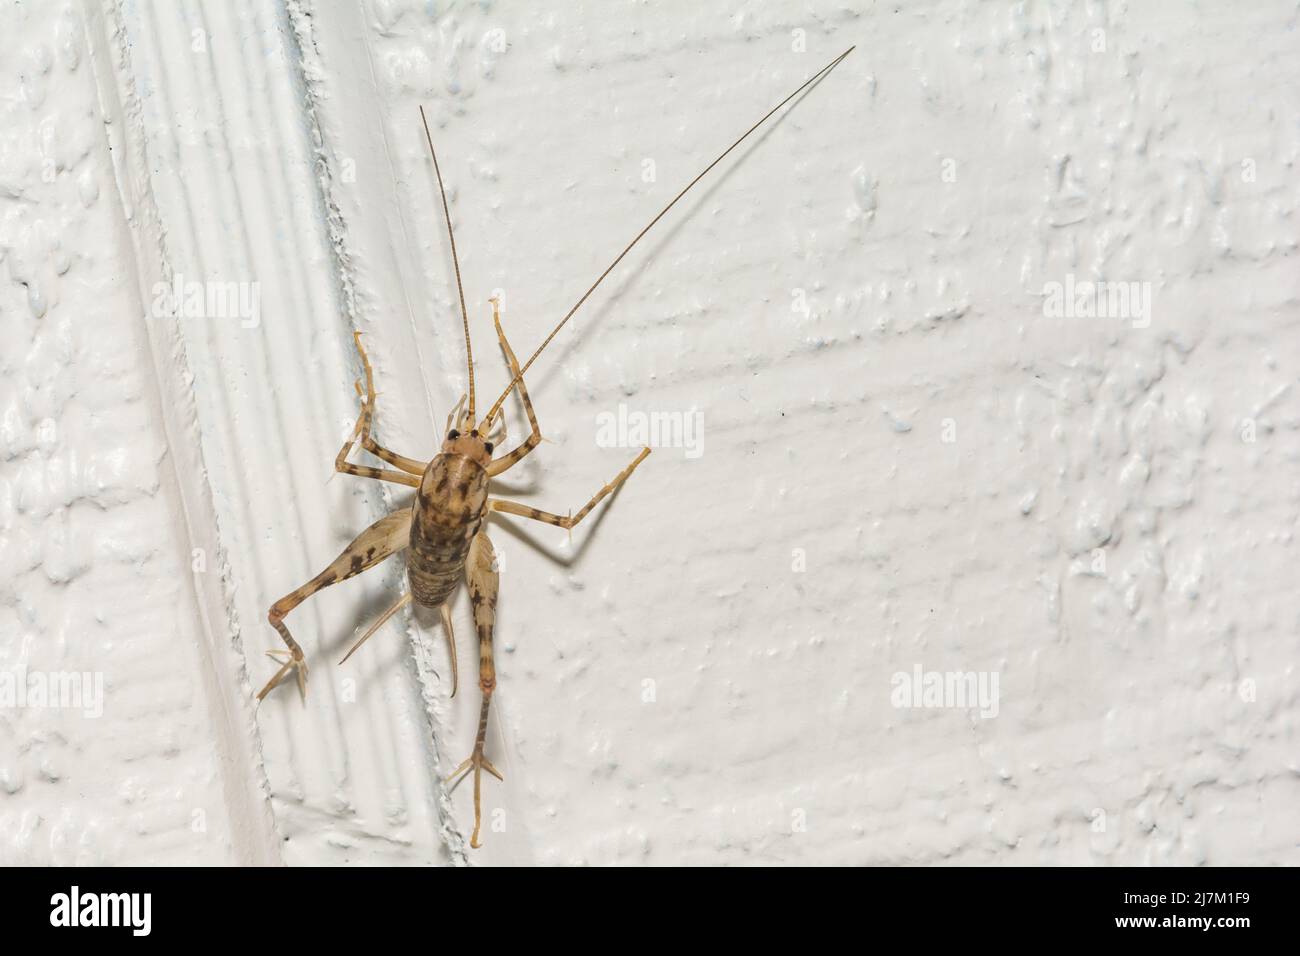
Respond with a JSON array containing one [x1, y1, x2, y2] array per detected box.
[[470, 429, 479, 438], [448, 429, 459, 440], [484, 442, 494, 453]]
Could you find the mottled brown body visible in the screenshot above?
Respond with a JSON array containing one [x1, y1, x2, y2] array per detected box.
[[408, 453, 489, 608]]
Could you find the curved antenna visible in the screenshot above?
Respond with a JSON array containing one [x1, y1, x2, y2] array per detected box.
[[420, 105, 475, 424], [479, 45, 855, 428]]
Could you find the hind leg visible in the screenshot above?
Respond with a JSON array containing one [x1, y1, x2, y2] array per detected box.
[[259, 508, 413, 702], [444, 528, 502, 848]]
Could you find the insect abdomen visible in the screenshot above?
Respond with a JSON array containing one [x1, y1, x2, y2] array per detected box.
[[408, 453, 489, 607]]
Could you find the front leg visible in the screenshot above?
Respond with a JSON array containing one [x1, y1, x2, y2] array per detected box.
[[445, 528, 503, 848], [336, 332, 426, 486], [486, 299, 542, 478]]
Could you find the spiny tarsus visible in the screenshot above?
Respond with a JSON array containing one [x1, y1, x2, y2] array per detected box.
[[257, 47, 854, 849]]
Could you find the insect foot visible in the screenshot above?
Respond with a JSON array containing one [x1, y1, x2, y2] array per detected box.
[[445, 745, 503, 849], [257, 647, 309, 703]]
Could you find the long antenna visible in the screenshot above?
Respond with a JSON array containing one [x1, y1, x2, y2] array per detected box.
[[420, 105, 475, 424], [479, 45, 855, 427]]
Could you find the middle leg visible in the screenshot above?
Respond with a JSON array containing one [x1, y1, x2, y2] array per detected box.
[[490, 447, 651, 531]]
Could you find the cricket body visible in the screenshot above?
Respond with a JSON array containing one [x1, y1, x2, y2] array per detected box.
[[256, 47, 855, 850]]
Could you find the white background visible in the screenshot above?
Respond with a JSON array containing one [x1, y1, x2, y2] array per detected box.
[[1, 0, 1296, 865]]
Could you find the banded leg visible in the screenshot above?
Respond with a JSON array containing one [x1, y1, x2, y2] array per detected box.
[[486, 299, 542, 478], [490, 447, 651, 530], [445, 528, 502, 848], [336, 332, 425, 487], [258, 508, 413, 702]]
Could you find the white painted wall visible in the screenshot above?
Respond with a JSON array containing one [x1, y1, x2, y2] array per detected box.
[[1, 0, 1296, 865]]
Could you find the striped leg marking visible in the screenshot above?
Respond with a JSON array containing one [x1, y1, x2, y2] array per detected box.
[[490, 447, 650, 530]]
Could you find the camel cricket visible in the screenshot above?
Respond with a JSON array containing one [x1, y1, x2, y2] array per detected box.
[[257, 47, 855, 848]]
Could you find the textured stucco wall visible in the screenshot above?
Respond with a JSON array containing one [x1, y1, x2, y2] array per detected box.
[[1, 0, 1296, 865]]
